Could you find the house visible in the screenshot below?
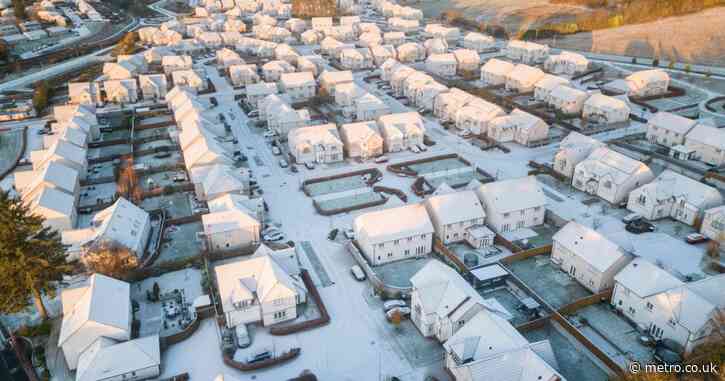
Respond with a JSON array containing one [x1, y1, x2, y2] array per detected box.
[[58, 274, 131, 370], [183, 134, 233, 170], [358, 31, 382, 48], [452, 48, 480, 73], [454, 98, 505, 135], [261, 60, 294, 82], [68, 82, 101, 106], [410, 260, 512, 342], [505, 40, 549, 64], [340, 48, 374, 70], [246, 82, 278, 109], [353, 203, 435, 266], [627, 170, 722, 225], [208, 193, 265, 223], [284, 18, 306, 34], [52, 105, 100, 141], [26, 186, 77, 233], [319, 70, 353, 96], [480, 58, 514, 86], [138, 74, 168, 101], [301, 30, 322, 45], [334, 82, 366, 110], [423, 24, 459, 42], [171, 70, 207, 92], [683, 123, 725, 166], [544, 51, 589, 75], [434, 88, 473, 122], [533, 74, 570, 103], [548, 85, 590, 115], [103, 79, 138, 104], [202, 199, 261, 251], [701, 205, 725, 243], [475, 176, 546, 233], [279, 71, 316, 102], [31, 139, 87, 179], [259, 94, 289, 122], [355, 93, 389, 122], [269, 104, 310, 136], [215, 245, 307, 328], [415, 81, 448, 111], [425, 53, 457, 77], [377, 112, 425, 152], [403, 71, 434, 99], [553, 132, 605, 179], [626, 69, 670, 98], [383, 31, 405, 46], [43, 124, 89, 150], [487, 109, 549, 145], [274, 44, 300, 65], [573, 147, 655, 205], [189, 164, 248, 201], [505, 64, 545, 93], [443, 309, 564, 381], [311, 17, 333, 31], [15, 161, 80, 206], [229, 64, 259, 87], [288, 124, 343, 164], [216, 48, 244, 68], [645, 112, 697, 147], [75, 335, 160, 381], [162, 55, 193, 74], [396, 42, 425, 63], [423, 190, 487, 245], [424, 38, 448, 56], [552, 221, 632, 293], [389, 65, 417, 96], [61, 198, 151, 260], [320, 36, 345, 56], [102, 62, 136, 80], [358, 22, 381, 35], [296, 56, 323, 77], [463, 32, 494, 52], [583, 93, 631, 124], [388, 17, 419, 33], [340, 121, 384, 160]]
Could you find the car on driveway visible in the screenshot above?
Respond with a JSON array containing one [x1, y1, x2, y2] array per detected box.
[[304, 162, 315, 170], [263, 231, 284, 241], [625, 219, 656, 234], [278, 158, 288, 168], [383, 300, 406, 312], [272, 146, 281, 155], [685, 233, 708, 244], [386, 307, 411, 321], [350, 265, 366, 281], [622, 213, 642, 224]]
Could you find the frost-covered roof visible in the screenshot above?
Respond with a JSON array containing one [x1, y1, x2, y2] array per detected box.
[[553, 221, 629, 273], [353, 203, 434, 243]]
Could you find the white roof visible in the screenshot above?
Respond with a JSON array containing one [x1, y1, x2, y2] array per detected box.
[[411, 260, 487, 317], [649, 112, 697, 135], [556, 132, 604, 163], [340, 121, 381, 144], [59, 274, 131, 348], [584, 93, 629, 111], [288, 124, 342, 149], [534, 74, 569, 91], [658, 275, 725, 332], [577, 147, 653, 186], [76, 335, 160, 381], [635, 169, 722, 208], [476, 176, 546, 214], [353, 203, 433, 244], [280, 71, 314, 87], [89, 197, 150, 254], [202, 208, 260, 235], [553, 222, 628, 273], [549, 85, 588, 103], [507, 64, 544, 82], [246, 82, 278, 97], [481, 58, 515, 76], [626, 69, 669, 84], [30, 185, 75, 218], [614, 258, 683, 297], [471, 264, 507, 282], [424, 190, 486, 225], [319, 70, 353, 85], [190, 164, 246, 197], [686, 123, 725, 149], [17, 160, 78, 197]]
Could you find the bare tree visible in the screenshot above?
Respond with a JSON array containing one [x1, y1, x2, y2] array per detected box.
[[82, 241, 139, 279]]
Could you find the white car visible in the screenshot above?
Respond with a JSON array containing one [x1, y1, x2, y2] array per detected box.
[[410, 145, 420, 153], [386, 307, 411, 321], [264, 232, 284, 241], [263, 131, 277, 139], [350, 265, 366, 281], [383, 299, 406, 312], [272, 146, 281, 155], [278, 159, 289, 168], [262, 226, 280, 236]]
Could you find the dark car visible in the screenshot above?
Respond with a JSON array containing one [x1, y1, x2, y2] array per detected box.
[[625, 219, 656, 234]]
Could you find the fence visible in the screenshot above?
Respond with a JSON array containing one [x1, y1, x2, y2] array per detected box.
[[499, 244, 552, 265], [346, 241, 412, 299], [551, 313, 625, 377], [269, 270, 330, 335], [494, 234, 523, 253], [222, 347, 301, 371], [301, 167, 382, 196], [312, 195, 388, 216], [558, 289, 613, 316], [433, 238, 469, 275]]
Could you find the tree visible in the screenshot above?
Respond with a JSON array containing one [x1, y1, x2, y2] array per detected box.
[[114, 31, 139, 56], [12, 0, 26, 20], [389, 309, 402, 329], [32, 80, 50, 112], [82, 241, 139, 279], [652, 58, 659, 67], [685, 64, 692, 73], [0, 191, 71, 320]]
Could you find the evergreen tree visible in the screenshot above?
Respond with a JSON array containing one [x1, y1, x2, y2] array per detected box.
[[0, 191, 71, 320]]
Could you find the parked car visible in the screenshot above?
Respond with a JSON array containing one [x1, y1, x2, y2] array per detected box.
[[235, 324, 251, 348], [344, 228, 355, 240], [262, 226, 280, 236], [278, 159, 289, 168], [410, 145, 420, 153], [263, 131, 277, 139], [247, 349, 272, 364], [386, 307, 411, 321], [154, 151, 172, 159], [328, 228, 339, 240], [417, 144, 427, 152], [290, 164, 298, 173], [264, 232, 284, 241], [622, 213, 642, 224], [383, 300, 406, 312], [374, 155, 389, 164], [272, 146, 282, 155], [304, 162, 315, 170], [685, 233, 708, 244], [625, 219, 656, 234], [248, 110, 259, 118], [350, 265, 366, 281]]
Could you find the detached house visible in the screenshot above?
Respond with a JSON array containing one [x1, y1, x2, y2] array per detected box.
[[533, 74, 570, 103], [189, 163, 248, 201], [424, 189, 487, 246], [505, 40, 549, 64], [553, 132, 605, 179], [552, 221, 632, 293], [544, 51, 589, 75], [548, 85, 590, 115], [340, 121, 384, 160], [229, 64, 260, 87], [487, 109, 549, 145], [573, 147, 655, 205], [279, 71, 316, 102], [162, 55, 193, 74], [434, 88, 473, 122], [683, 123, 725, 166], [377, 112, 425, 152], [261, 60, 294, 82], [627, 169, 722, 226], [319, 70, 353, 96], [138, 74, 168, 101], [454, 98, 505, 135], [215, 245, 307, 328], [423, 38, 448, 56], [246, 82, 278, 109], [463, 32, 494, 52], [701, 205, 725, 243], [475, 176, 546, 233], [202, 195, 261, 251], [171, 70, 207, 92], [480, 58, 515, 86], [646, 112, 697, 148], [68, 82, 101, 106], [287, 124, 343, 164], [583, 93, 630, 124], [505, 64, 545, 93], [426, 53, 457, 77], [353, 203, 435, 266], [103, 79, 138, 104], [626, 69, 670, 98], [452, 48, 480, 73]]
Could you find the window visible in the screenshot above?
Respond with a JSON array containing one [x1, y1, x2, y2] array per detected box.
[[503, 212, 510, 218], [394, 239, 399, 245], [668, 318, 677, 327], [646, 302, 653, 311], [603, 180, 612, 189], [627, 307, 636, 316]]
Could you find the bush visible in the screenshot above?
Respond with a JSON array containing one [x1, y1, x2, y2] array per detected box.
[[16, 320, 52, 337]]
